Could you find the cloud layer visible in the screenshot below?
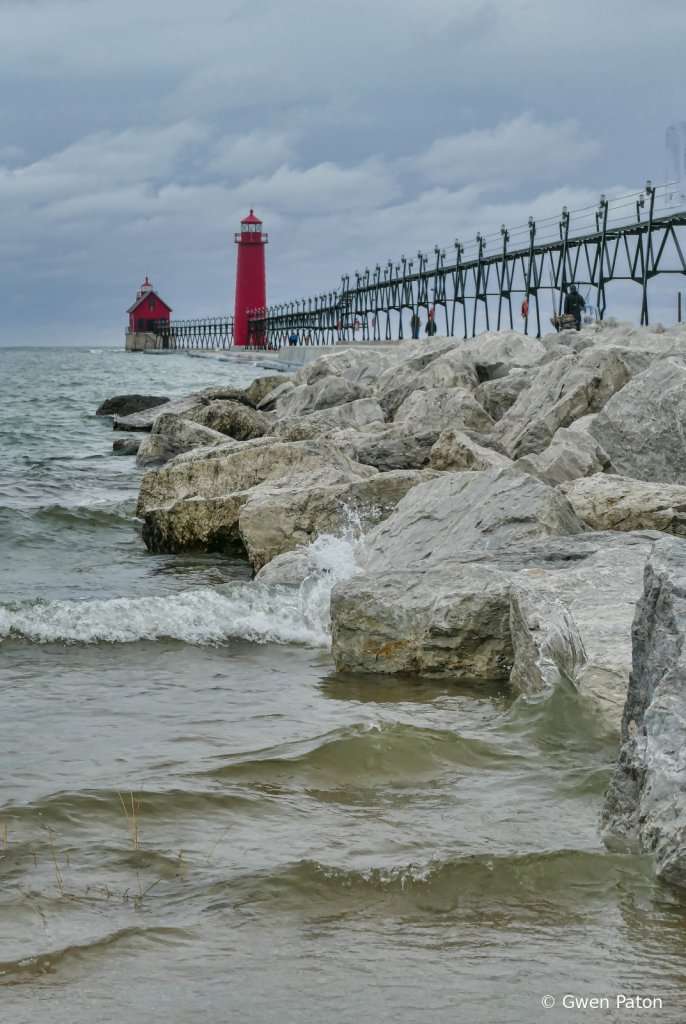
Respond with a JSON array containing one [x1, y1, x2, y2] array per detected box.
[[0, 0, 684, 342]]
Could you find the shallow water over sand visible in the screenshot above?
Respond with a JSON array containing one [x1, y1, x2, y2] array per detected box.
[[2, 347, 686, 1023]]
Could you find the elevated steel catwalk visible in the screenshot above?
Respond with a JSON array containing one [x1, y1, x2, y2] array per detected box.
[[247, 184, 686, 349]]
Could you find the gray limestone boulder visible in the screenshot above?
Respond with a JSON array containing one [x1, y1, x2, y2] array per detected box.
[[136, 433, 193, 468], [394, 387, 494, 435], [429, 428, 514, 473], [256, 380, 295, 410], [97, 394, 169, 417], [291, 347, 402, 388], [602, 536, 686, 886], [185, 400, 271, 441], [560, 474, 686, 535], [371, 336, 461, 398], [275, 376, 372, 418], [331, 531, 659, 730], [515, 426, 614, 487], [246, 374, 293, 407], [112, 436, 141, 456], [352, 429, 441, 471], [254, 549, 322, 584], [151, 413, 227, 447], [494, 347, 632, 459], [238, 470, 438, 571], [355, 467, 588, 572], [268, 398, 385, 439], [141, 492, 251, 554], [136, 438, 376, 516], [475, 368, 537, 422], [113, 385, 253, 431], [460, 329, 547, 379], [589, 357, 686, 484]]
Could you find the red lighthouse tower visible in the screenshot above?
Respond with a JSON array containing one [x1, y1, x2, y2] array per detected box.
[[234, 210, 268, 347]]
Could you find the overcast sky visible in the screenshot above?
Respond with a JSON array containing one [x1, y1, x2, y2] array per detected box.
[[1, 0, 685, 344]]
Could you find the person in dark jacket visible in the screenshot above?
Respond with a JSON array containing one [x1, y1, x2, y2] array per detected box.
[[410, 312, 421, 339], [563, 284, 585, 328]]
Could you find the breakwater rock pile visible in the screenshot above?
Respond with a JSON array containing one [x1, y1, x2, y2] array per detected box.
[[103, 319, 686, 888]]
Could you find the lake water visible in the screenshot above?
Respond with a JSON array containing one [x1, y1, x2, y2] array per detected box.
[[1, 346, 686, 1023]]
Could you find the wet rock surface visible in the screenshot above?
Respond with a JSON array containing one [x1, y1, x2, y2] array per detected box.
[[97, 394, 169, 417], [602, 536, 686, 886]]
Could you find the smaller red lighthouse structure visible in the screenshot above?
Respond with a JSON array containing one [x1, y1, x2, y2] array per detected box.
[[127, 277, 172, 334], [234, 210, 268, 346]]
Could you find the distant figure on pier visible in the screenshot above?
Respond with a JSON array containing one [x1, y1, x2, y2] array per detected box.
[[564, 284, 584, 329], [289, 332, 298, 346], [410, 312, 421, 339], [426, 308, 437, 336]]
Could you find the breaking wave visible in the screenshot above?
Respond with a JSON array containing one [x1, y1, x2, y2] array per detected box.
[[0, 533, 362, 646]]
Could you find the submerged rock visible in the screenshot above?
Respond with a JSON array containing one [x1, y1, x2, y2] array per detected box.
[[560, 475, 686, 535], [97, 394, 169, 417], [602, 536, 686, 885]]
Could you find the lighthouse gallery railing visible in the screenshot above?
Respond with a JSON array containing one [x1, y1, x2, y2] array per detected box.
[[247, 182, 686, 348]]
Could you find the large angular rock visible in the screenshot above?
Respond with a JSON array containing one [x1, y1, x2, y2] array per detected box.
[[136, 433, 193, 468], [332, 531, 659, 729], [268, 398, 384, 439], [238, 470, 437, 571], [394, 387, 494, 435], [135, 414, 227, 467], [460, 329, 547, 379], [136, 439, 376, 516], [185, 400, 271, 440], [97, 394, 169, 417], [275, 376, 372, 419], [246, 374, 292, 407], [141, 492, 250, 554], [256, 380, 295, 410], [515, 426, 614, 487], [352, 429, 441, 471], [602, 537, 686, 886], [475, 369, 536, 422], [113, 385, 254, 431], [355, 468, 587, 572], [560, 475, 686, 535], [292, 347, 402, 388], [589, 357, 686, 484], [151, 413, 227, 447], [494, 348, 631, 458], [429, 428, 513, 472], [371, 336, 461, 398], [375, 348, 479, 421]]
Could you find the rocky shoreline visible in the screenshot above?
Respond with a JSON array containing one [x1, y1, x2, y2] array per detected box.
[[101, 320, 686, 889]]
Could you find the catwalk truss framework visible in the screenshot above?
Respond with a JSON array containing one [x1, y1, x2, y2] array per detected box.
[[244, 184, 686, 349]]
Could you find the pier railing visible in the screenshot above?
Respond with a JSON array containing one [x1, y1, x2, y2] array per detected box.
[[158, 317, 234, 349], [247, 181, 686, 346]]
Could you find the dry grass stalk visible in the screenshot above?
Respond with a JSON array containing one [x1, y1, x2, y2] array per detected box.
[[112, 780, 143, 849], [31, 844, 37, 866], [48, 826, 64, 895], [207, 823, 235, 863], [1, 823, 7, 848], [136, 872, 142, 899]]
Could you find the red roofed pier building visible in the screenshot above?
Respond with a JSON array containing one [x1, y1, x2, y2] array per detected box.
[[125, 277, 173, 351], [234, 210, 268, 346]]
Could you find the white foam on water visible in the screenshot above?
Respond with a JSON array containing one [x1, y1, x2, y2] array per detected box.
[[0, 534, 363, 647]]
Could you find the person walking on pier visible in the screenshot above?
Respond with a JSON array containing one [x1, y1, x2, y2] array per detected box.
[[426, 308, 437, 336], [564, 284, 585, 329], [410, 312, 421, 339]]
